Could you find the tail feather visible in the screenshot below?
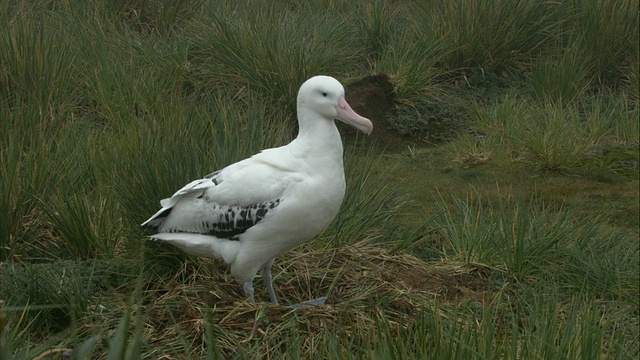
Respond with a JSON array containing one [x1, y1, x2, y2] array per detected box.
[[142, 178, 213, 228], [149, 233, 240, 264], [141, 206, 173, 228]]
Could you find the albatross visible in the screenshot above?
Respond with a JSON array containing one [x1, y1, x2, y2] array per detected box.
[[141, 75, 373, 306]]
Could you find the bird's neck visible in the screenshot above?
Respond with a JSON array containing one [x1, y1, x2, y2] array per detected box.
[[291, 111, 344, 168], [297, 109, 342, 143]]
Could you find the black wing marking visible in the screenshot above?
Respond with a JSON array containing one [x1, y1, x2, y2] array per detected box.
[[204, 170, 222, 185], [166, 199, 282, 240]]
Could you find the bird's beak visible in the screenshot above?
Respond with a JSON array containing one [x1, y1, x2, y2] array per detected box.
[[336, 96, 373, 135]]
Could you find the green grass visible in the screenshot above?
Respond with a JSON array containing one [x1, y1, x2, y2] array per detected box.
[[420, 0, 564, 73], [530, 41, 593, 106], [568, 0, 639, 86], [447, 93, 638, 174], [373, 26, 448, 101], [0, 0, 638, 358], [190, 1, 359, 110]]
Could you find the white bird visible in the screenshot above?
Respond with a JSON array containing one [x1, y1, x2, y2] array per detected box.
[[141, 75, 373, 306]]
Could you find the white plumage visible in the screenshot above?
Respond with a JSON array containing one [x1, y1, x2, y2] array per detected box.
[[141, 75, 373, 305]]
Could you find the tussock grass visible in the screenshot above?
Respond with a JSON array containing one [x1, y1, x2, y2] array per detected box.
[[530, 42, 593, 106], [373, 27, 448, 101], [101, 0, 199, 36], [429, 191, 638, 302], [40, 193, 124, 259], [420, 0, 563, 72], [447, 94, 639, 173], [360, 0, 397, 60], [567, 0, 639, 86], [0, 6, 78, 115], [625, 51, 640, 105], [190, 1, 359, 109]]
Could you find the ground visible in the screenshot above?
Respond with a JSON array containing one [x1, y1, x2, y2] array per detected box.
[[343, 74, 407, 148]]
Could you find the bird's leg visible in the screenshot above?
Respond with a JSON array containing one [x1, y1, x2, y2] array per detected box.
[[243, 280, 255, 303], [262, 259, 279, 305]]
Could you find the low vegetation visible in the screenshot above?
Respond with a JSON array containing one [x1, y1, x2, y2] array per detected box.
[[1, 0, 638, 358]]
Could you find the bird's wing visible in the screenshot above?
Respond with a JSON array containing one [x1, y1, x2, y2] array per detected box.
[[141, 148, 304, 238]]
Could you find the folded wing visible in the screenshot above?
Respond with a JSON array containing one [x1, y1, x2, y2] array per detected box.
[[141, 152, 302, 239]]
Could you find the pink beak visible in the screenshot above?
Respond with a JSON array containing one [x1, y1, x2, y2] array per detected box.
[[336, 96, 373, 135]]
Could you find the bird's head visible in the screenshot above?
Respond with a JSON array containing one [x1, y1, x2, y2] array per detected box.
[[297, 76, 373, 135]]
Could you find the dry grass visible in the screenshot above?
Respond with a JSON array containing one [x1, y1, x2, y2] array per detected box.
[[77, 239, 492, 357]]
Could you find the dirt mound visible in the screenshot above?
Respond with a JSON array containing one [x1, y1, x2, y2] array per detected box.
[[344, 74, 407, 148]]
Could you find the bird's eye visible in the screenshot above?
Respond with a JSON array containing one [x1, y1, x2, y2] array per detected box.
[[322, 92, 328, 97]]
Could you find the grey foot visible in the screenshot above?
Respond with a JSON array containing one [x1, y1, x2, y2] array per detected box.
[[286, 297, 327, 309]]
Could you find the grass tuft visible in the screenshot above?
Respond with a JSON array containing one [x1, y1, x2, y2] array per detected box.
[[530, 41, 593, 106], [428, 189, 638, 302], [360, 0, 397, 60], [568, 0, 639, 86], [190, 2, 359, 109], [421, 0, 563, 72], [39, 193, 123, 259], [447, 94, 639, 174], [373, 27, 448, 101], [0, 7, 78, 115]]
